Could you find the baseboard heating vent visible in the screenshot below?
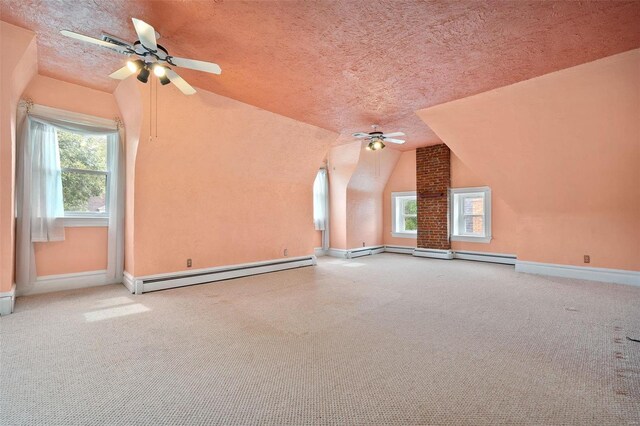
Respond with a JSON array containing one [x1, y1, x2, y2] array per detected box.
[[125, 255, 316, 294], [384, 245, 415, 255], [453, 251, 517, 265], [412, 248, 454, 260], [348, 246, 385, 258]]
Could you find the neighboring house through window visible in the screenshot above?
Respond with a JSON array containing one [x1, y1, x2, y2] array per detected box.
[[391, 191, 417, 238], [450, 186, 492, 243]]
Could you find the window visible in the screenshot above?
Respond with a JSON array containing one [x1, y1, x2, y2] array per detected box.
[[57, 129, 109, 226], [450, 187, 491, 243], [391, 192, 417, 238]]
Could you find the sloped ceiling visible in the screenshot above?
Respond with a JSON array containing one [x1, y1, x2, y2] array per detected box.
[[2, 0, 639, 150]]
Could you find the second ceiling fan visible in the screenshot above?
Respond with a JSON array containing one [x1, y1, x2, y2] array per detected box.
[[352, 125, 405, 151], [61, 18, 221, 95]]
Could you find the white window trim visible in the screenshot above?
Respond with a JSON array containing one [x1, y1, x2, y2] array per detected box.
[[62, 215, 109, 228], [449, 186, 492, 243], [391, 191, 417, 239]]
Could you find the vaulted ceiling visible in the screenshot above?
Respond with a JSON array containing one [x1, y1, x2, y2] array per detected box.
[[2, 0, 639, 150]]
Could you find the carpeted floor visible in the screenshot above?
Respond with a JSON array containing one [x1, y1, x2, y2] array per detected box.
[[1, 254, 639, 425]]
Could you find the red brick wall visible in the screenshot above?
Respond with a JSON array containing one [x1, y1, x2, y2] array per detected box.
[[416, 144, 451, 249]]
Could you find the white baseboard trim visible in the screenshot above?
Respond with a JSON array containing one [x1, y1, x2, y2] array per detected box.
[[384, 245, 416, 255], [122, 271, 137, 294], [516, 261, 640, 286], [314, 247, 328, 257], [328, 246, 385, 259], [0, 284, 16, 316], [16, 270, 121, 297], [413, 248, 454, 260], [328, 248, 348, 258], [127, 255, 316, 294], [454, 250, 517, 265]]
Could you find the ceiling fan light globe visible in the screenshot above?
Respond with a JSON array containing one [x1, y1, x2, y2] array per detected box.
[[373, 140, 383, 150], [153, 64, 166, 77], [127, 59, 143, 72]]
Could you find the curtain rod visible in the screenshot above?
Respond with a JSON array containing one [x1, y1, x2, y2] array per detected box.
[[19, 98, 123, 130]]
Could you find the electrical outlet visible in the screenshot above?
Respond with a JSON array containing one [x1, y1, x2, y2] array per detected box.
[[584, 255, 590, 264], [187, 258, 192, 268], [284, 248, 288, 257], [362, 242, 365, 247]]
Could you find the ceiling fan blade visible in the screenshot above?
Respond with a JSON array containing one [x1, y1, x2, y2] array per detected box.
[[109, 65, 135, 80], [60, 30, 130, 55], [381, 132, 405, 138], [169, 57, 222, 75], [132, 18, 158, 51], [384, 138, 405, 144], [352, 132, 371, 138], [166, 69, 196, 95]]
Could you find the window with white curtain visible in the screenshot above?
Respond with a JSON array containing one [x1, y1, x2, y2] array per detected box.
[[313, 168, 328, 231], [313, 168, 329, 250], [450, 186, 492, 243], [391, 191, 417, 238], [15, 103, 125, 290]]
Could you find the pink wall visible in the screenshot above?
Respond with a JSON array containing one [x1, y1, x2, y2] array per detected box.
[[34, 228, 108, 276], [327, 141, 400, 250], [418, 49, 640, 271], [0, 22, 38, 293], [450, 154, 518, 254], [327, 142, 361, 250], [21, 74, 120, 277], [113, 77, 143, 275], [346, 147, 400, 248], [383, 150, 417, 247], [121, 80, 337, 276]]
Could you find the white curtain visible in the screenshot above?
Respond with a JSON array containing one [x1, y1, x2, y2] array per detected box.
[[29, 120, 65, 242], [106, 130, 125, 281], [313, 168, 328, 230], [313, 168, 329, 250], [16, 105, 125, 290]]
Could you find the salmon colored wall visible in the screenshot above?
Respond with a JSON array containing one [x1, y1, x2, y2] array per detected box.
[[113, 77, 143, 274], [328, 142, 361, 250], [21, 74, 120, 277], [346, 147, 400, 248], [450, 154, 518, 254], [126, 81, 337, 276], [0, 22, 38, 293], [418, 49, 640, 271], [34, 228, 108, 275], [383, 150, 417, 247]]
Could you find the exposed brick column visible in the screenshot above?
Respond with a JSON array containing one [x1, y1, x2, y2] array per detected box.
[[416, 144, 451, 249]]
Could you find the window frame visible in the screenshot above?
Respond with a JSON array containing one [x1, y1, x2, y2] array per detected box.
[[57, 129, 111, 227], [391, 191, 418, 238], [449, 186, 492, 243]]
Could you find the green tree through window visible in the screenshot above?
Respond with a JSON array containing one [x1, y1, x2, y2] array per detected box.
[[57, 130, 108, 213]]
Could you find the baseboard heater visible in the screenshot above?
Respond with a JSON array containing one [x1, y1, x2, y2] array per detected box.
[[124, 255, 316, 294], [348, 246, 385, 258], [454, 250, 516, 265], [413, 248, 454, 260]]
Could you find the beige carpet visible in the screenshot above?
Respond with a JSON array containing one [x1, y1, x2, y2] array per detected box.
[[1, 254, 639, 425]]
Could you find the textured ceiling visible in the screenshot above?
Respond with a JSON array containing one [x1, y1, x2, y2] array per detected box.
[[2, 0, 640, 150]]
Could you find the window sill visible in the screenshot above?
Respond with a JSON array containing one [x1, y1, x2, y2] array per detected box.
[[450, 235, 492, 243], [391, 232, 417, 239], [62, 217, 109, 227]]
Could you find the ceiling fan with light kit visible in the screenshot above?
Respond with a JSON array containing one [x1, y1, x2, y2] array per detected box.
[[60, 18, 221, 95], [352, 125, 405, 151]]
